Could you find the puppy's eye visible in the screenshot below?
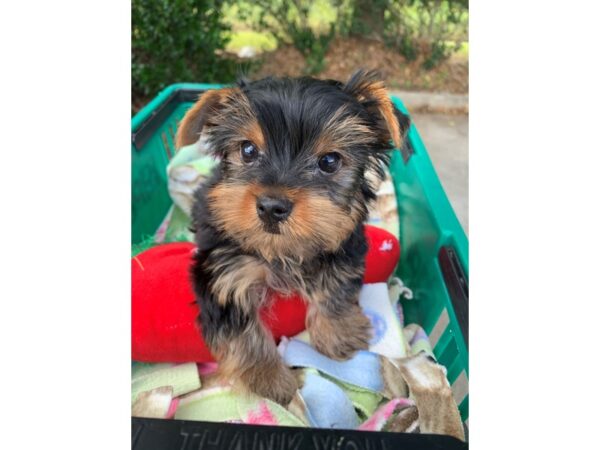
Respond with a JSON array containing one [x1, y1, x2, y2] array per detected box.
[[318, 152, 342, 174], [240, 141, 259, 163]]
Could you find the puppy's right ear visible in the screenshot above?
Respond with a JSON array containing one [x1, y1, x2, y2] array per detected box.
[[343, 70, 411, 149], [176, 88, 234, 149]]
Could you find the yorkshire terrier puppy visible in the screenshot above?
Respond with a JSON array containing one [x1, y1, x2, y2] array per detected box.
[[176, 70, 410, 405]]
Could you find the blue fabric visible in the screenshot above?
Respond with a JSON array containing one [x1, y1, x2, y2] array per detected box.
[[300, 372, 359, 429], [283, 339, 383, 392]]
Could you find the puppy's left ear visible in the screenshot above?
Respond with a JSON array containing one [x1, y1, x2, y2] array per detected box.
[[343, 70, 411, 149], [176, 88, 235, 149]]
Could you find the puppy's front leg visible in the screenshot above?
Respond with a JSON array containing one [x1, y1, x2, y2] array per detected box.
[[306, 285, 372, 360], [196, 255, 297, 405], [210, 309, 297, 405]]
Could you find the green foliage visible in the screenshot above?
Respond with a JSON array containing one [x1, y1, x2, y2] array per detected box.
[[393, 34, 419, 61], [131, 0, 468, 101], [383, 0, 468, 69], [225, 0, 467, 73], [132, 0, 238, 99], [224, 30, 278, 53], [422, 40, 451, 69], [293, 25, 336, 74], [233, 0, 337, 75], [347, 0, 388, 38]]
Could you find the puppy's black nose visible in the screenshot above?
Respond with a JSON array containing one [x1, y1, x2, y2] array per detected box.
[[256, 195, 293, 223]]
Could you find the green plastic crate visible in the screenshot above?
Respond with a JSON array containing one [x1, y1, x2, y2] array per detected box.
[[131, 83, 469, 425]]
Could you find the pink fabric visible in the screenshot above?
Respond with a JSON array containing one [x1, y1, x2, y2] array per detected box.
[[245, 401, 279, 425], [358, 398, 414, 431], [166, 398, 180, 419]]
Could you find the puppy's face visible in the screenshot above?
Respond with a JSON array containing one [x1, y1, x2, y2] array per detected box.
[[177, 72, 410, 261]]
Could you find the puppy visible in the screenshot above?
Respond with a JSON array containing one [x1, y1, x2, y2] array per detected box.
[[176, 70, 410, 405]]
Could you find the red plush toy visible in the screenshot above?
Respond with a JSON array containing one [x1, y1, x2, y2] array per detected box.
[[132, 225, 399, 363]]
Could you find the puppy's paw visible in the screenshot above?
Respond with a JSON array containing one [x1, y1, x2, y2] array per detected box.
[[309, 309, 372, 361], [245, 363, 298, 406]]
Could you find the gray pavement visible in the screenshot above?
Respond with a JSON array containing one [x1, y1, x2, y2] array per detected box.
[[392, 91, 468, 113], [410, 113, 469, 234]]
